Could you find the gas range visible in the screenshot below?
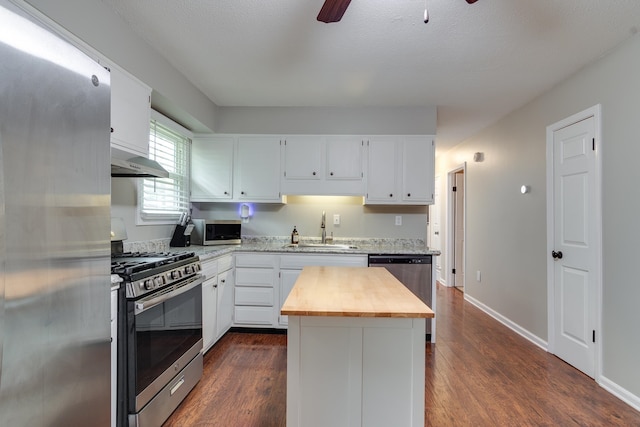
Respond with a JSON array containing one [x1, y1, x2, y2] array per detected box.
[[111, 251, 202, 299]]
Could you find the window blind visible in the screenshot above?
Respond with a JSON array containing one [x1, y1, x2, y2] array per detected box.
[[139, 118, 190, 221]]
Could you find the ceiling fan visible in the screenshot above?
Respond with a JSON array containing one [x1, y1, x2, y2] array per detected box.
[[317, 0, 479, 23]]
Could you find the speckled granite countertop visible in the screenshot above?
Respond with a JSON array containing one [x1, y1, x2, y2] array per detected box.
[[166, 237, 440, 262]]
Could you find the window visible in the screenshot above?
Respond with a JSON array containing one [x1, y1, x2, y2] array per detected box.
[[138, 111, 191, 224]]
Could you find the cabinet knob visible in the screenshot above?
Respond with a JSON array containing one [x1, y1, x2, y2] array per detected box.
[[241, 191, 245, 195], [330, 172, 334, 176], [224, 191, 229, 195], [110, 127, 114, 133], [389, 193, 393, 197], [312, 171, 316, 176], [407, 193, 411, 197]]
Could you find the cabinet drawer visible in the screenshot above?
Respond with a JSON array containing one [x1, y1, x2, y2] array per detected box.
[[280, 254, 367, 269], [217, 255, 233, 272], [235, 287, 274, 306], [235, 267, 275, 287], [200, 259, 218, 278], [235, 253, 277, 268], [234, 306, 273, 325]]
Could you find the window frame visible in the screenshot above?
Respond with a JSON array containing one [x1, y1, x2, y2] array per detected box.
[[136, 110, 192, 226]]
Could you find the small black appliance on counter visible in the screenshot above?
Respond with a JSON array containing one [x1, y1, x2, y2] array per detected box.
[[170, 223, 194, 247]]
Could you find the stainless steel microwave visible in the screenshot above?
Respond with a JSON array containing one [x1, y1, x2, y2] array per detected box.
[[191, 219, 241, 245]]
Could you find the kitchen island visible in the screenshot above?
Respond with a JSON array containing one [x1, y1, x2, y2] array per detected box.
[[281, 266, 434, 427]]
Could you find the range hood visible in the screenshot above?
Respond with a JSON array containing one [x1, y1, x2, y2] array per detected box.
[[111, 156, 169, 178]]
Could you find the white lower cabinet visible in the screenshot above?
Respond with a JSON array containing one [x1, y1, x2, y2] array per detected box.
[[234, 253, 278, 327], [202, 254, 234, 352], [202, 276, 218, 352], [230, 252, 368, 329], [278, 254, 367, 327], [216, 267, 234, 339]]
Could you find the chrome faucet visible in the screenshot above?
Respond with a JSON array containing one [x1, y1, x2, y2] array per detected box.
[[321, 211, 326, 243]]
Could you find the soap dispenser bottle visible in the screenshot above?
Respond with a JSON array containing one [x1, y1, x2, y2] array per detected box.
[[291, 226, 299, 244]]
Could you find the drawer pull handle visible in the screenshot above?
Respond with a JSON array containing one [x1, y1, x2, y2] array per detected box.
[[170, 376, 185, 396]]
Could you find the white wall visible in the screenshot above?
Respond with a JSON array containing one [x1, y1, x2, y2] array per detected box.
[[23, 0, 218, 133], [216, 106, 437, 135], [192, 196, 428, 240], [436, 33, 640, 402]]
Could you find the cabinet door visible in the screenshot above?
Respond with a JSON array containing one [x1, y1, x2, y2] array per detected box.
[[202, 277, 218, 352], [401, 137, 435, 204], [110, 66, 151, 157], [216, 269, 234, 340], [191, 137, 234, 201], [283, 136, 323, 180], [236, 137, 281, 201], [326, 137, 363, 180], [279, 269, 302, 326], [365, 138, 398, 203]]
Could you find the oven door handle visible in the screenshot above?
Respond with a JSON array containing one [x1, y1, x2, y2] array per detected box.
[[135, 275, 205, 315]]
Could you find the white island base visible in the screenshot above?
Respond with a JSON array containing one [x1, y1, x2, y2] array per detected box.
[[286, 315, 426, 427]]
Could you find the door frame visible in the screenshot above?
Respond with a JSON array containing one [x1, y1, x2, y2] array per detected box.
[[446, 163, 466, 289], [546, 104, 602, 380]]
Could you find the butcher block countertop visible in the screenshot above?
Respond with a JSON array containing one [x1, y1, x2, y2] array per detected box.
[[281, 266, 434, 318]]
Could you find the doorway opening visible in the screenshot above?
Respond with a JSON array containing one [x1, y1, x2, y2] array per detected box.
[[447, 164, 466, 292]]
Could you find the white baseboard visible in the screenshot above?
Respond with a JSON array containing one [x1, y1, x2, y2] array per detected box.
[[599, 376, 640, 412], [463, 293, 548, 351], [464, 293, 640, 412]]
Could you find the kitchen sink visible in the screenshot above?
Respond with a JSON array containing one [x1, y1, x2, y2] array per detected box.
[[283, 243, 359, 250]]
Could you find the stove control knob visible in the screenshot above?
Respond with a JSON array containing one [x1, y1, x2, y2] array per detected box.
[[184, 265, 193, 275], [171, 270, 182, 280], [154, 277, 164, 287], [144, 279, 155, 290]]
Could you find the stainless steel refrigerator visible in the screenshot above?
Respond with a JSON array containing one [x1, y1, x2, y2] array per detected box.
[[0, 1, 111, 425]]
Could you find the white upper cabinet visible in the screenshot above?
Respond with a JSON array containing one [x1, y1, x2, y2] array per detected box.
[[365, 136, 435, 205], [235, 137, 282, 202], [402, 136, 435, 203], [282, 136, 323, 180], [281, 136, 364, 195], [325, 136, 364, 181], [365, 138, 399, 203], [109, 65, 151, 157], [191, 136, 234, 201], [191, 136, 283, 203]]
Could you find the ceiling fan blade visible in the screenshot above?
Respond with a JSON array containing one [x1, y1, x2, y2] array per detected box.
[[317, 0, 352, 23]]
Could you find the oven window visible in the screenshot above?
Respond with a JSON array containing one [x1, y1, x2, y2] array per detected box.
[[134, 284, 202, 395]]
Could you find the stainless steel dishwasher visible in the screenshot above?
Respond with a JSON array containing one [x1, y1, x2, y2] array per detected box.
[[368, 255, 433, 340]]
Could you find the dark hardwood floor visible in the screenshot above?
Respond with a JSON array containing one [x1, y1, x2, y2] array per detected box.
[[164, 284, 640, 426]]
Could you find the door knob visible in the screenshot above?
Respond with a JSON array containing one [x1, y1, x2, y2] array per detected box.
[[552, 250, 563, 260]]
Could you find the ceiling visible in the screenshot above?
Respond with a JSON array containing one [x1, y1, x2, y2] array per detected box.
[[101, 0, 640, 152]]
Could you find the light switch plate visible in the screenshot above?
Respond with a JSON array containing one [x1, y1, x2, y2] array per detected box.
[[395, 216, 402, 226], [333, 214, 340, 225]]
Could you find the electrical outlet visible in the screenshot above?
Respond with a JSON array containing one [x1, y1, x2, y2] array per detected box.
[[395, 215, 402, 226], [476, 270, 482, 282], [333, 214, 340, 225]]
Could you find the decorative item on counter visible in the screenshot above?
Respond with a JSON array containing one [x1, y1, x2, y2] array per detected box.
[[170, 211, 194, 247], [291, 226, 299, 245]]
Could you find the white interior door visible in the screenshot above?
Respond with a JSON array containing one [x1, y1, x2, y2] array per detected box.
[[430, 175, 442, 283], [454, 172, 465, 289], [549, 111, 600, 378]]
